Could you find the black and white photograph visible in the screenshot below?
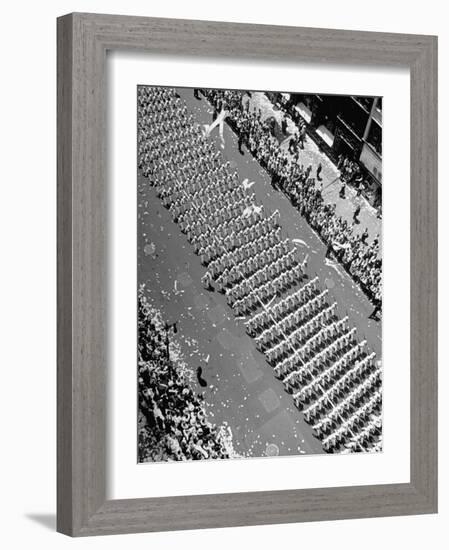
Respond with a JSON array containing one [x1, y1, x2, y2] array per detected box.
[[137, 86, 383, 462]]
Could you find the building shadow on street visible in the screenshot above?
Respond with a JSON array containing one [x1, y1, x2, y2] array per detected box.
[[25, 513, 56, 531]]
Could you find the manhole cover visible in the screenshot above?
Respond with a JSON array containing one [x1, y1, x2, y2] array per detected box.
[[265, 443, 279, 457], [144, 242, 156, 256]]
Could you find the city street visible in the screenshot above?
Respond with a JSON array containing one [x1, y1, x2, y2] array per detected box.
[[138, 87, 381, 459]]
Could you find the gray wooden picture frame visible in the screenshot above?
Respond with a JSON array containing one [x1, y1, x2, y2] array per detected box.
[[57, 12, 438, 537]]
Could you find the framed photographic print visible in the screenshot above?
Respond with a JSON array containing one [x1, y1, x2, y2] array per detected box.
[[57, 13, 438, 536]]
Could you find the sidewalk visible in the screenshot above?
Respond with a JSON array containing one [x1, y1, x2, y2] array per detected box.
[[248, 93, 382, 246]]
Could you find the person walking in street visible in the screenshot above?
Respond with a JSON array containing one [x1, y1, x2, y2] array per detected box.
[[201, 270, 213, 290], [355, 175, 364, 197], [353, 204, 361, 224], [281, 116, 288, 135], [368, 300, 382, 321], [316, 162, 322, 181], [360, 228, 369, 244], [196, 366, 208, 387]]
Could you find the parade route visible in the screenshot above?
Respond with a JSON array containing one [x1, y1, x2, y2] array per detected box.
[[137, 87, 382, 458]]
